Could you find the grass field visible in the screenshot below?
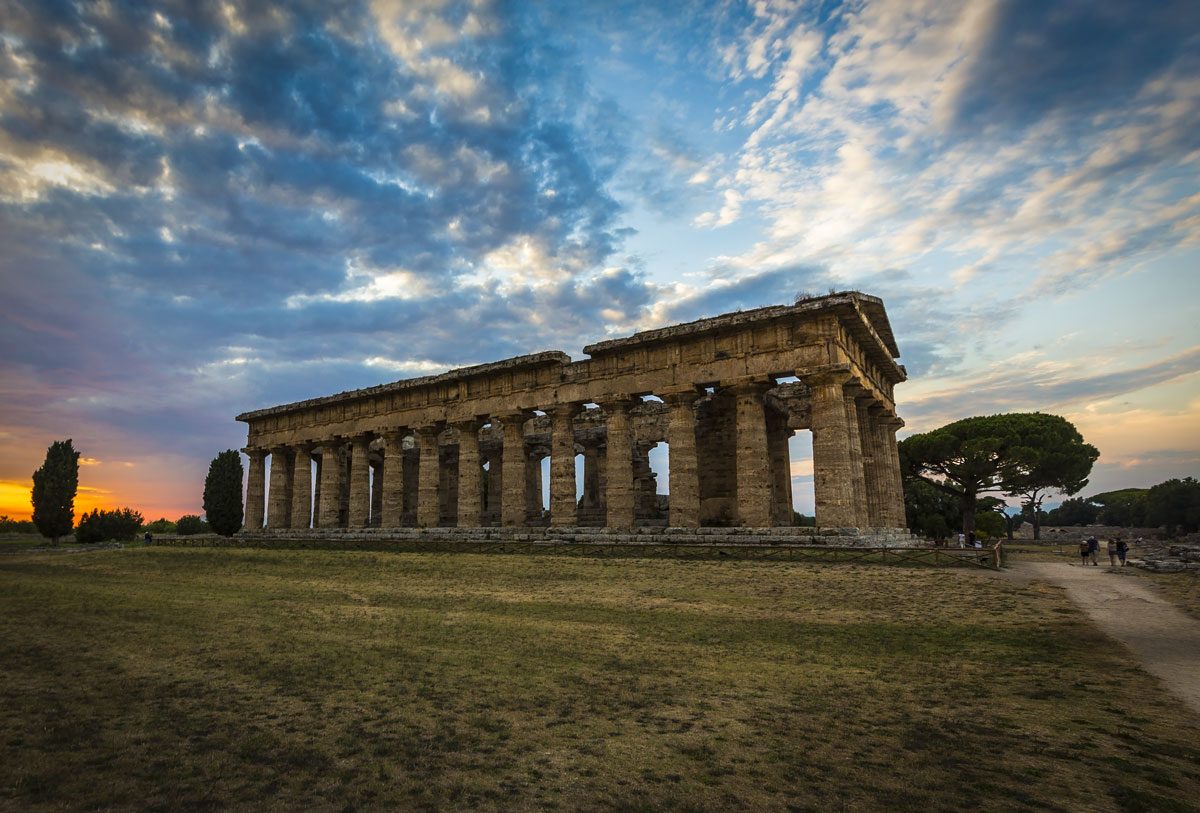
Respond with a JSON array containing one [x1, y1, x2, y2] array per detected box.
[[2, 547, 1199, 811]]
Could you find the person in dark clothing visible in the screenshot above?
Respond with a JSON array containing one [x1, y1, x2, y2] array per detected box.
[[1079, 539, 1090, 564], [1116, 538, 1129, 566], [1087, 536, 1099, 566]]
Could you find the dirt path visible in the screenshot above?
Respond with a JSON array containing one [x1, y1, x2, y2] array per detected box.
[[1009, 561, 1200, 715]]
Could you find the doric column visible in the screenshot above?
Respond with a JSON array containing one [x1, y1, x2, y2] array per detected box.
[[526, 454, 543, 519], [600, 399, 636, 529], [767, 412, 794, 526], [266, 447, 292, 529], [499, 412, 532, 527], [842, 390, 870, 527], [381, 430, 407, 527], [416, 425, 442, 528], [317, 440, 345, 528], [347, 433, 373, 528], [731, 381, 773, 527], [664, 390, 700, 528], [856, 399, 883, 527], [806, 372, 859, 528], [243, 448, 267, 531], [455, 419, 483, 527], [549, 404, 581, 527], [289, 444, 313, 530], [875, 411, 907, 528]]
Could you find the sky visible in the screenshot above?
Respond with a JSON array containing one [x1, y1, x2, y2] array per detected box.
[[1, 0, 1198, 521]]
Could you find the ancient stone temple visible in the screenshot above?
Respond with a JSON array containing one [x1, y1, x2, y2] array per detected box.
[[236, 291, 907, 535]]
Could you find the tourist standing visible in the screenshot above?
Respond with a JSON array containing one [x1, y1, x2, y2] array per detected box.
[[1087, 536, 1100, 566], [1116, 538, 1129, 566], [1107, 539, 1118, 567], [1079, 539, 1090, 565]]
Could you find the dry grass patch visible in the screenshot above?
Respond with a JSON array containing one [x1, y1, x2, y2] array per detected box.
[[2, 548, 1199, 811]]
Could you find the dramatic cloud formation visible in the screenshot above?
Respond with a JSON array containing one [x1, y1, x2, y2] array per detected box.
[[1, 0, 1197, 518]]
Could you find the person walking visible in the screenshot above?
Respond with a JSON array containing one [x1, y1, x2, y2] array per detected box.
[[1107, 538, 1118, 567], [1116, 538, 1129, 566], [1087, 536, 1100, 566], [1079, 538, 1091, 566]]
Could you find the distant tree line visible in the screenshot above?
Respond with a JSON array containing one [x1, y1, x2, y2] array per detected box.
[[1043, 478, 1200, 533]]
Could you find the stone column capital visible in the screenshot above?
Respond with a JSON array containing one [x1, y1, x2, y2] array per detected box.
[[496, 409, 536, 425], [414, 423, 443, 439], [724, 379, 774, 396], [450, 417, 485, 433], [660, 387, 702, 408], [243, 447, 268, 459], [596, 396, 637, 415], [545, 402, 583, 419], [381, 427, 409, 443], [802, 365, 855, 389]]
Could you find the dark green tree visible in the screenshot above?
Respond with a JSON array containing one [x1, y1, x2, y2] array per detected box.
[[902, 477, 961, 541], [1045, 496, 1100, 526], [176, 514, 209, 535], [1146, 477, 1200, 534], [31, 439, 80, 545], [1094, 488, 1149, 527], [1002, 415, 1098, 540], [143, 518, 176, 534], [203, 450, 244, 537], [900, 413, 1095, 536], [76, 508, 144, 543]]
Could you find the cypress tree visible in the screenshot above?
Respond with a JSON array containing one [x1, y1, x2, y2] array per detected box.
[[31, 439, 80, 545], [203, 450, 244, 537]]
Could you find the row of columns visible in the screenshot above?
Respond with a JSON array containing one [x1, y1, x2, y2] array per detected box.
[[243, 374, 905, 531]]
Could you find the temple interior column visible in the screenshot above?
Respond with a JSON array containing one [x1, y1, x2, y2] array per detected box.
[[549, 405, 580, 526], [244, 448, 266, 531], [381, 430, 406, 527], [266, 447, 292, 529], [665, 391, 700, 528], [581, 446, 600, 509], [338, 446, 350, 527], [416, 426, 441, 528], [370, 458, 383, 526], [289, 444, 313, 530], [766, 412, 794, 526], [732, 381, 773, 527], [877, 412, 907, 528], [317, 441, 344, 528], [856, 398, 883, 527], [601, 400, 635, 528], [807, 373, 858, 527], [500, 413, 530, 527], [526, 452, 543, 520], [456, 420, 482, 527], [842, 390, 870, 527], [348, 433, 372, 528]]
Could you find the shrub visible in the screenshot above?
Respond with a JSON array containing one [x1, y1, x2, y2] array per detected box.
[[0, 515, 37, 533], [76, 508, 144, 543], [143, 518, 176, 534], [176, 515, 209, 535]]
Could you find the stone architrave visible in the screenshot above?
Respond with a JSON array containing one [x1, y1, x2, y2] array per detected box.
[[806, 372, 858, 528], [289, 444, 313, 530], [348, 433, 373, 528], [731, 381, 773, 528], [548, 404, 581, 527], [317, 440, 344, 528], [600, 399, 636, 529], [455, 419, 483, 528], [244, 448, 267, 531], [416, 426, 442, 528], [499, 412, 532, 527], [381, 430, 406, 528], [663, 390, 700, 528]]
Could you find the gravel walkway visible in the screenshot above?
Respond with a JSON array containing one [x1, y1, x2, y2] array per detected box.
[[1010, 561, 1200, 716]]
